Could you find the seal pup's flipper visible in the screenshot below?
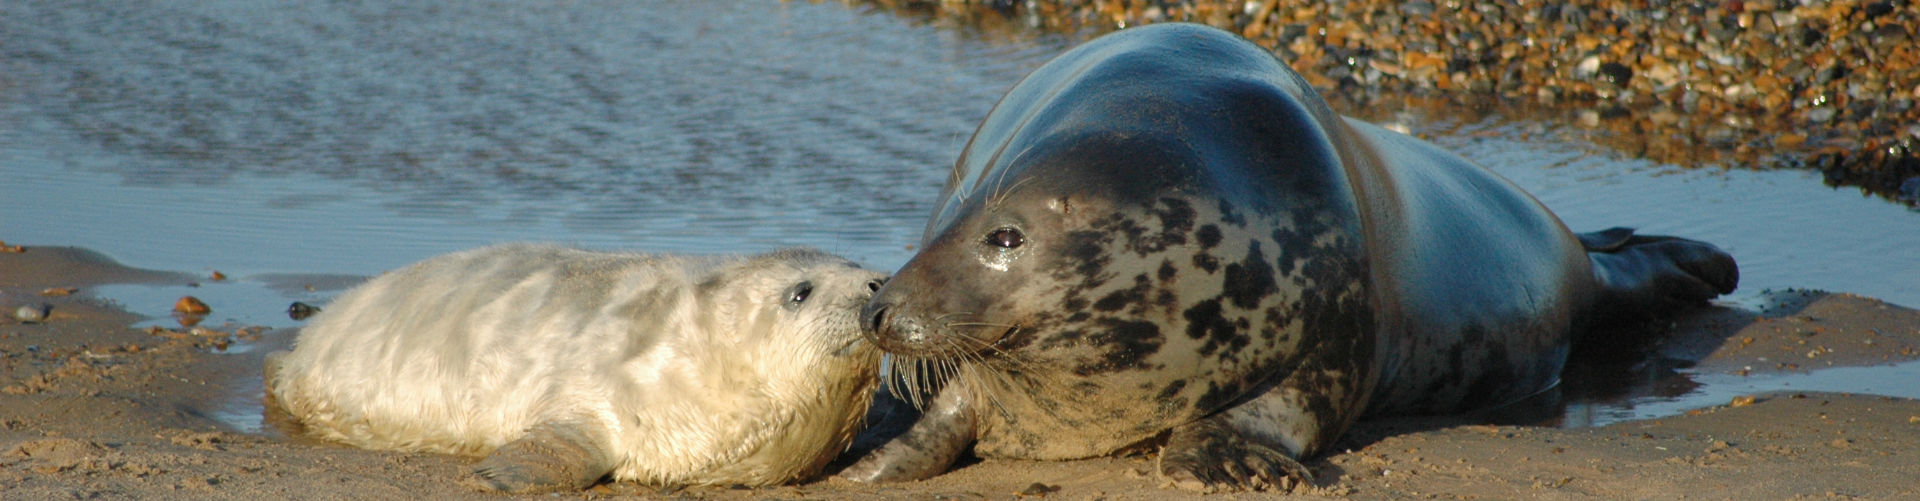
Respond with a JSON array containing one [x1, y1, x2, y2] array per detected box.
[[839, 383, 979, 483], [1581, 227, 1739, 325], [466, 421, 616, 493]]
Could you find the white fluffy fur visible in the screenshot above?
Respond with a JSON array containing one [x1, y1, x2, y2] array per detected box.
[[266, 243, 883, 486]]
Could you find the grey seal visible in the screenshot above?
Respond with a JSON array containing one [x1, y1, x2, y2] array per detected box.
[[266, 243, 887, 492], [844, 23, 1737, 491]]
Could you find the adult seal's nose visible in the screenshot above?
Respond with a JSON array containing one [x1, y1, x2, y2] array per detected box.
[[862, 302, 890, 335], [861, 301, 935, 354]]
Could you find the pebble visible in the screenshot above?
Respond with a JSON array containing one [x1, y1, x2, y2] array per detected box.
[[287, 301, 320, 321], [173, 296, 212, 315], [887, 0, 1920, 204], [1016, 482, 1060, 497], [13, 304, 50, 324]]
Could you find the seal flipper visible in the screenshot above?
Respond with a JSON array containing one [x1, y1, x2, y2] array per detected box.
[[465, 421, 615, 493], [1158, 377, 1334, 492], [1576, 227, 1638, 252], [1581, 228, 1739, 325], [839, 382, 978, 483], [1158, 417, 1313, 492]]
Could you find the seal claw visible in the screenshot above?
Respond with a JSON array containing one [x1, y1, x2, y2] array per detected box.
[[1157, 419, 1312, 493]]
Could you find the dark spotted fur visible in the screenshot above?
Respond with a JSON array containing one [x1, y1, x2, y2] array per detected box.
[[843, 23, 1736, 492]]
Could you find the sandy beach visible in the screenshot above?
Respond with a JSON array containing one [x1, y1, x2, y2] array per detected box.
[[3, 2, 1917, 498], [3, 243, 1917, 500]]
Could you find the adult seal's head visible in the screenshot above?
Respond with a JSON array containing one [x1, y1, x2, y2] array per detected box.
[[849, 23, 1736, 491]]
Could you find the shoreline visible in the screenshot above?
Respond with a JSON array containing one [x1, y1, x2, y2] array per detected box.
[[4, 244, 1918, 499], [862, 0, 1920, 205]]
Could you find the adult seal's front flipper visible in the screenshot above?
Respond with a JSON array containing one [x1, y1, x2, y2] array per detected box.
[[839, 384, 978, 483], [1581, 227, 1740, 325]]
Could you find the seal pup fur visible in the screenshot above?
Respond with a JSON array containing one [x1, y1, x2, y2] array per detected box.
[[265, 243, 887, 492], [845, 23, 1737, 491]]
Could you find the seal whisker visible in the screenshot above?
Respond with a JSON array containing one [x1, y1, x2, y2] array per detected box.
[[930, 312, 981, 325], [881, 355, 914, 409], [940, 358, 961, 397], [893, 350, 963, 411], [933, 338, 1010, 419], [943, 325, 1077, 422], [951, 171, 975, 206], [900, 356, 937, 410], [985, 172, 1040, 209], [961, 349, 1063, 426], [957, 356, 1012, 420], [982, 154, 1016, 207], [889, 357, 920, 409], [944, 322, 1016, 328]]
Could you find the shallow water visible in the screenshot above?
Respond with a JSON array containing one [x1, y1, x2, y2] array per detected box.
[[3, 1, 1917, 433]]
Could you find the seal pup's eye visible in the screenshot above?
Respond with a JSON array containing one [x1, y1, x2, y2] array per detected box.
[[985, 227, 1024, 249], [786, 281, 814, 305]]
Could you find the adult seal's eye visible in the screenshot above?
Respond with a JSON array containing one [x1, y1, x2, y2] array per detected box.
[[985, 227, 1025, 249], [786, 281, 814, 305]]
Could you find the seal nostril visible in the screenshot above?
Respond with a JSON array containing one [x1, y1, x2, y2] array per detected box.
[[865, 304, 888, 333], [866, 278, 884, 293]]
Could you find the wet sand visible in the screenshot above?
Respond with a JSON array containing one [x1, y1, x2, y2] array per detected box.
[[4, 244, 1917, 500]]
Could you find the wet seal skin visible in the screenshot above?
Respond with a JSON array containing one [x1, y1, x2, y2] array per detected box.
[[843, 23, 1738, 492], [265, 243, 887, 492]]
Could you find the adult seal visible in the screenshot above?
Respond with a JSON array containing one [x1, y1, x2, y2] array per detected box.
[[844, 23, 1737, 491], [266, 243, 887, 492]]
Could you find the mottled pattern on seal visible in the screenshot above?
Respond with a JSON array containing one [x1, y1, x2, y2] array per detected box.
[[845, 23, 1737, 492], [265, 243, 887, 492]]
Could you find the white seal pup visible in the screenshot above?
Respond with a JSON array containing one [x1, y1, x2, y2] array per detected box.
[[265, 243, 887, 492]]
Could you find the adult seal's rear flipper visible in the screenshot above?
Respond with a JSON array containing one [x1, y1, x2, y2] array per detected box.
[[1582, 227, 1739, 325]]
